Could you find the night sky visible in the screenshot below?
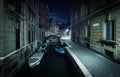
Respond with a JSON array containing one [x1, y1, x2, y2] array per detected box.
[[47, 0, 71, 23]]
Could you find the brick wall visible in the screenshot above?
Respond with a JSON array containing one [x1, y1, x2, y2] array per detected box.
[[79, 23, 85, 45], [0, 0, 5, 77], [111, 9, 120, 61], [0, 0, 49, 77], [4, 13, 16, 56], [89, 15, 104, 53], [70, 0, 120, 62], [0, 0, 4, 57], [88, 5, 120, 62]]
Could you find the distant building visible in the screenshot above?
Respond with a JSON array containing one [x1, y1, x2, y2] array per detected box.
[[47, 18, 59, 35]]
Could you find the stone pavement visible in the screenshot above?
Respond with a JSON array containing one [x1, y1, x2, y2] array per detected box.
[[64, 39, 120, 77]]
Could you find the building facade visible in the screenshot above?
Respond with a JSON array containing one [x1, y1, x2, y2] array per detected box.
[[48, 18, 59, 35], [0, 0, 49, 77], [70, 0, 120, 63]]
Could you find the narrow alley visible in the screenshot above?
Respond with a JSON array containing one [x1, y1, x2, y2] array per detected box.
[[0, 0, 120, 77]]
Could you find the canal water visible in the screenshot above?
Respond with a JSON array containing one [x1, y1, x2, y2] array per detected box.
[[15, 48, 82, 77]]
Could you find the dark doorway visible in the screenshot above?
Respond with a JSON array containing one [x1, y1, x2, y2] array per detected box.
[[105, 50, 113, 59], [86, 43, 90, 48], [72, 32, 75, 42], [16, 29, 20, 49], [28, 31, 31, 43]]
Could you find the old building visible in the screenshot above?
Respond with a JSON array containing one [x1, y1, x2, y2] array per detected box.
[[48, 18, 59, 35], [70, 0, 120, 63], [0, 0, 49, 77]]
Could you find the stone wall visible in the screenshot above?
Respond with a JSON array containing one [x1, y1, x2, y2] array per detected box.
[[0, 0, 5, 77], [0, 0, 4, 57], [70, 0, 120, 63], [0, 0, 49, 77], [89, 15, 105, 53], [89, 6, 120, 61]]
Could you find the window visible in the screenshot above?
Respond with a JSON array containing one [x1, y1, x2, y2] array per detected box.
[[106, 21, 114, 40], [16, 29, 20, 49], [87, 25, 91, 37], [28, 31, 31, 43]]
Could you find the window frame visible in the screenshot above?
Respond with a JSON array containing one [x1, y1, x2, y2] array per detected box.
[[105, 20, 114, 40]]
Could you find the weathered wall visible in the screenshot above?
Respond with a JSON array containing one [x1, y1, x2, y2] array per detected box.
[[0, 0, 49, 77], [0, 0, 5, 77], [0, 0, 4, 57], [70, 0, 120, 63], [89, 15, 105, 53]]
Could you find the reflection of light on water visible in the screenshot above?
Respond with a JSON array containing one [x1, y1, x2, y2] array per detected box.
[[55, 47, 65, 54]]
